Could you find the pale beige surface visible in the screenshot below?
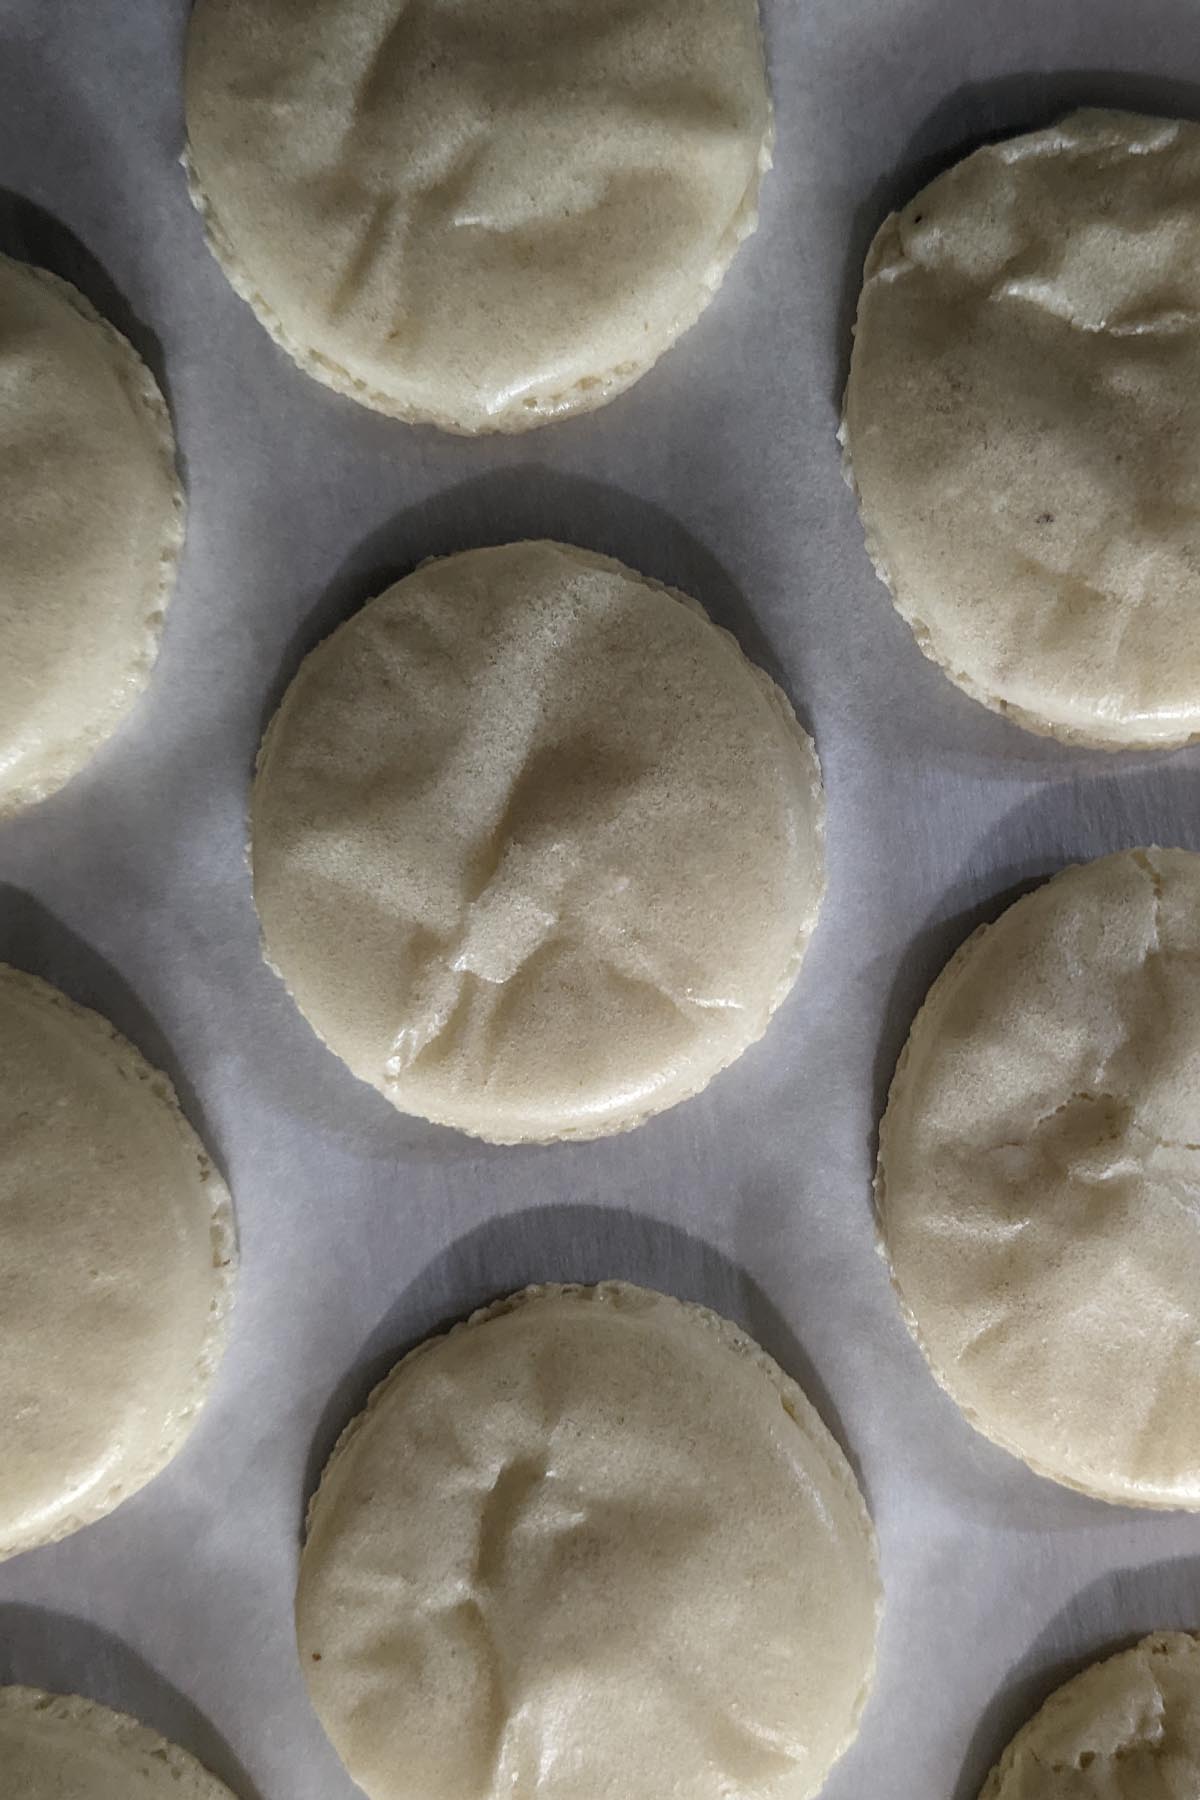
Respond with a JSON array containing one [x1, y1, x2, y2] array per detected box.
[[0, 1688, 238, 1798], [843, 110, 1200, 748], [183, 0, 771, 434], [878, 848, 1200, 1507], [0, 966, 235, 1560], [981, 1634, 1200, 1799], [298, 1282, 879, 1800], [252, 540, 824, 1143], [0, 253, 182, 816]]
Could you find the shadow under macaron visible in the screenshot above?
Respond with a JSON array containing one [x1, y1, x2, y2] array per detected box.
[[0, 1603, 263, 1800], [298, 1200, 867, 1538], [953, 1555, 1200, 1800]]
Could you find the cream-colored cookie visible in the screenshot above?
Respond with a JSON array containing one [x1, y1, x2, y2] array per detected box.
[[843, 111, 1200, 748], [980, 1633, 1200, 1799], [0, 966, 234, 1559], [0, 1688, 239, 1798], [183, 0, 771, 433], [252, 540, 823, 1143], [0, 254, 182, 816], [878, 848, 1200, 1507], [298, 1282, 879, 1800]]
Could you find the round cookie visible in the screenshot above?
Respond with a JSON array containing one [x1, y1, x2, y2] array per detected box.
[[0, 253, 182, 816], [297, 1282, 879, 1800], [842, 110, 1200, 748], [980, 1633, 1200, 1799], [252, 540, 824, 1143], [878, 848, 1200, 1507], [0, 1688, 239, 1799], [0, 965, 234, 1559], [183, 0, 771, 433]]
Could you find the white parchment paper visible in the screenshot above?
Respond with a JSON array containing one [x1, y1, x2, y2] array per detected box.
[[2, 3, 1200, 1797]]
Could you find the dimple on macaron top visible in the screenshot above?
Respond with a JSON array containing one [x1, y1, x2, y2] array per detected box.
[[184, 0, 772, 431], [252, 540, 824, 1142]]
